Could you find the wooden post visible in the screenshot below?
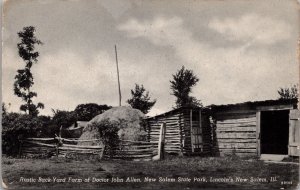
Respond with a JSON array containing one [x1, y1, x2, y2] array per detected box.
[[256, 111, 261, 156], [190, 109, 194, 153], [99, 145, 106, 160], [157, 123, 166, 160], [55, 127, 62, 157], [115, 45, 122, 106], [199, 109, 203, 152], [298, 39, 300, 109], [178, 119, 184, 156], [18, 139, 23, 158]]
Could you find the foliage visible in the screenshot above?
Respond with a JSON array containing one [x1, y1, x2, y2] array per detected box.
[[51, 109, 77, 129], [2, 103, 7, 116], [13, 26, 44, 116], [90, 119, 120, 157], [2, 113, 44, 155], [74, 103, 111, 121], [127, 84, 156, 114], [278, 84, 299, 100], [170, 66, 202, 108]]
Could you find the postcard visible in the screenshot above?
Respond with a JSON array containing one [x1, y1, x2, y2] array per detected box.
[[2, 0, 300, 189]]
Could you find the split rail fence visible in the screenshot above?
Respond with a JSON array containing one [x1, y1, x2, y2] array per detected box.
[[19, 123, 167, 161]]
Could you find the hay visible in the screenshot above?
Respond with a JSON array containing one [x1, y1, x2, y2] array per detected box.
[[78, 106, 147, 146]]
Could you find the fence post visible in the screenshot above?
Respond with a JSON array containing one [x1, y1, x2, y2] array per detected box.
[[18, 139, 23, 158], [55, 126, 63, 157], [99, 144, 106, 160], [157, 122, 166, 160]]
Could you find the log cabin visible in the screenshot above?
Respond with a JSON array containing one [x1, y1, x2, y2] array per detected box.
[[146, 99, 299, 158], [210, 99, 299, 158]]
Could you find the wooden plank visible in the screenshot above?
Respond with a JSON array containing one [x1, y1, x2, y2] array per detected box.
[[218, 142, 257, 149], [256, 105, 293, 111], [290, 110, 300, 120], [120, 140, 156, 144], [216, 123, 256, 128], [217, 118, 256, 124], [215, 112, 256, 120], [288, 146, 300, 156], [119, 145, 154, 148], [217, 139, 257, 143], [114, 149, 154, 153], [256, 111, 260, 156], [26, 138, 55, 141], [220, 152, 256, 157], [219, 148, 257, 153], [23, 141, 56, 148], [289, 110, 300, 156], [61, 138, 101, 142], [62, 144, 103, 149], [58, 147, 102, 151], [216, 126, 256, 132], [217, 132, 256, 139]]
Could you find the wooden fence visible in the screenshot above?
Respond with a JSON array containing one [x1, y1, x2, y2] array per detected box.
[[20, 123, 166, 161]]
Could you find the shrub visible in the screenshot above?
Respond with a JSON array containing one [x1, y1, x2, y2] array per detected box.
[[89, 119, 120, 157], [2, 113, 44, 156]]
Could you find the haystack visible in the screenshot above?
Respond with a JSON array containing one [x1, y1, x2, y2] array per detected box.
[[78, 106, 147, 145]]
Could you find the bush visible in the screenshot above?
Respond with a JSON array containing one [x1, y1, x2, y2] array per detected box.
[[89, 119, 120, 157], [2, 113, 45, 156]]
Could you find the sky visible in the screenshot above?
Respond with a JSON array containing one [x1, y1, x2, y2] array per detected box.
[[2, 0, 300, 117]]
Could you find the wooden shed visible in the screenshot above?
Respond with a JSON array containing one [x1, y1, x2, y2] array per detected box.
[[210, 99, 299, 157], [146, 107, 213, 155]]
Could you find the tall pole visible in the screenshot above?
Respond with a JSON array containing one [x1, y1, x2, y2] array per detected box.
[[115, 45, 122, 106], [298, 38, 300, 109]]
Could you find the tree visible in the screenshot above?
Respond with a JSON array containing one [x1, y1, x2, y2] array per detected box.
[[13, 26, 44, 116], [2, 113, 44, 155], [170, 66, 202, 108], [74, 103, 112, 121], [2, 103, 7, 116], [127, 84, 156, 114], [278, 84, 299, 100], [51, 109, 77, 129]]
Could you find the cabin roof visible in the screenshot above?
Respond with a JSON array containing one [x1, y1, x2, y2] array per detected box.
[[208, 99, 298, 111], [146, 106, 203, 120], [146, 99, 298, 120]]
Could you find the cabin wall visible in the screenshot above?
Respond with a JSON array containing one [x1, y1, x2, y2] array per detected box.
[[147, 108, 209, 155], [180, 109, 212, 155], [147, 111, 182, 154], [213, 111, 257, 157]]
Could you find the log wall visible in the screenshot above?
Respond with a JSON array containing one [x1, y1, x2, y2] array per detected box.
[[147, 111, 182, 154], [147, 108, 211, 155], [213, 112, 257, 157]]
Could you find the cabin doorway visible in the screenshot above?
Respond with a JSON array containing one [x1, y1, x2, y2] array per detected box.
[[260, 110, 289, 155], [190, 110, 203, 153]]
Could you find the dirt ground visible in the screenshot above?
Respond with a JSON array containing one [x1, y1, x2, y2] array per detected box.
[[2, 156, 299, 189]]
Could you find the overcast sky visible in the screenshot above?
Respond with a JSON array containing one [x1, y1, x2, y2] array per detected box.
[[2, 0, 300, 116]]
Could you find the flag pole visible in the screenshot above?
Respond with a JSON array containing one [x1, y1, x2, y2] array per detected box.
[[115, 45, 122, 106]]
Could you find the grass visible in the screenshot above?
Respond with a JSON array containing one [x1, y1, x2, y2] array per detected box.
[[2, 155, 299, 189]]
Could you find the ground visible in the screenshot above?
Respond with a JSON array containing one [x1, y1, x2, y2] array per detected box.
[[2, 156, 299, 189]]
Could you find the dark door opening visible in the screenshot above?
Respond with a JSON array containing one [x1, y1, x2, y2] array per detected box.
[[261, 110, 289, 155]]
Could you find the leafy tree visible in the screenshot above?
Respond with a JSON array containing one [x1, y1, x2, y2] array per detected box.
[[170, 66, 202, 108], [278, 84, 299, 100], [13, 26, 44, 116], [51, 109, 77, 129], [127, 84, 156, 114], [74, 103, 112, 121]]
